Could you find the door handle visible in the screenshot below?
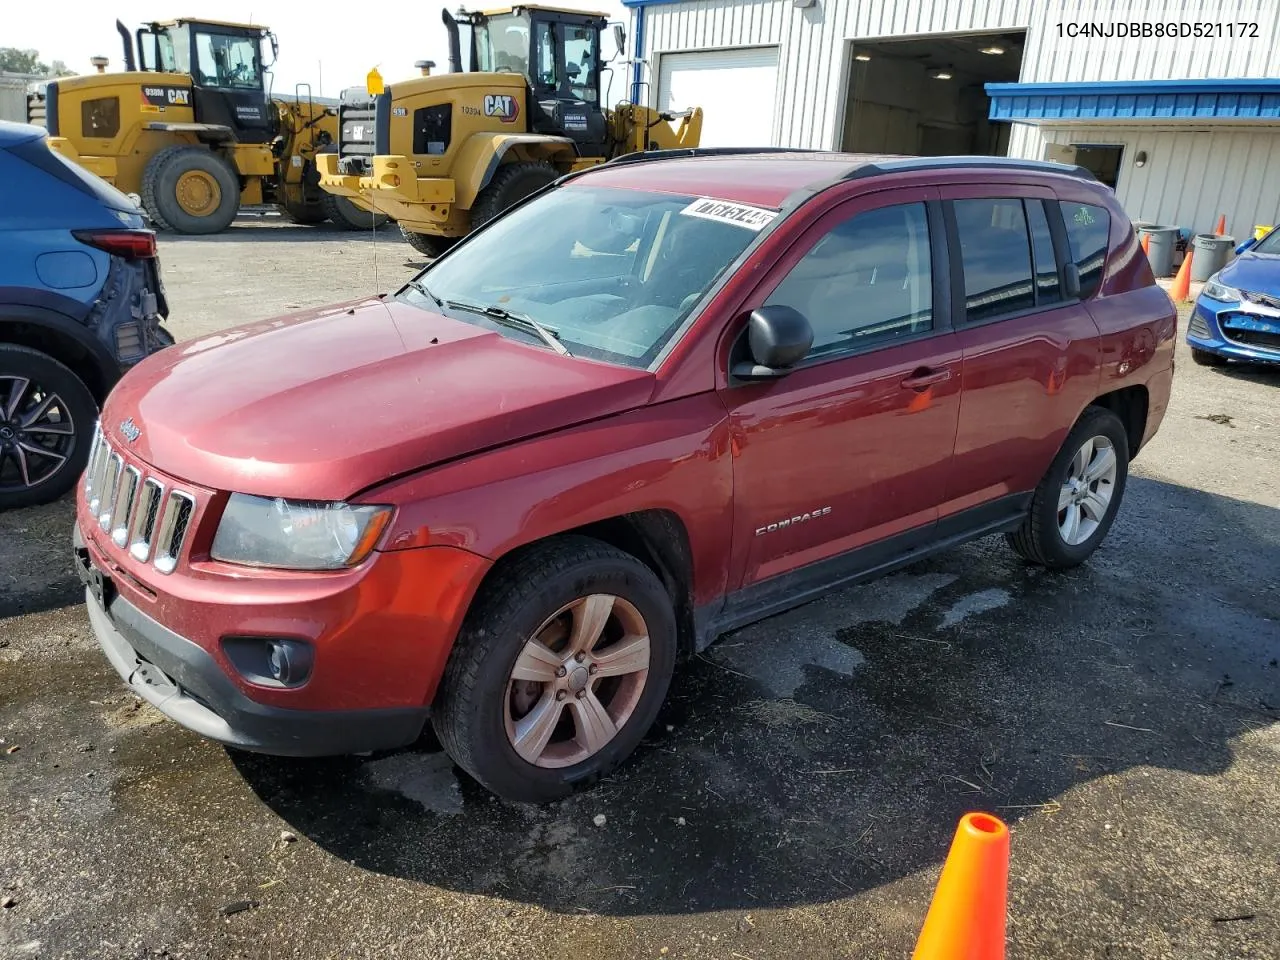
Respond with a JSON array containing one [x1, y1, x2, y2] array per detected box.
[[901, 367, 952, 391]]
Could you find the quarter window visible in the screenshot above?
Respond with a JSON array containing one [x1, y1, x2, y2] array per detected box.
[[765, 202, 933, 356], [1060, 201, 1110, 299], [953, 198, 1035, 323]]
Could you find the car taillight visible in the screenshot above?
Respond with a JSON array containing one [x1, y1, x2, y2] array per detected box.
[[72, 229, 157, 260]]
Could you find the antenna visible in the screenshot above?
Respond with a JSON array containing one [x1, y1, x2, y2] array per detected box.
[[365, 66, 385, 296]]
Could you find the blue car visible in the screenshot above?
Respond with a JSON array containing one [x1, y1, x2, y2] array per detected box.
[[1187, 227, 1280, 368], [0, 120, 171, 510]]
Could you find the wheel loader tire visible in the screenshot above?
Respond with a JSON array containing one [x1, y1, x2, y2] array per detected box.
[[322, 193, 390, 230], [399, 226, 457, 259], [141, 146, 240, 235], [279, 200, 328, 225], [469, 160, 560, 230]]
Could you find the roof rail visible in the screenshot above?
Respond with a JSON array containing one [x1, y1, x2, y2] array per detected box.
[[606, 146, 831, 166], [843, 155, 1097, 182]]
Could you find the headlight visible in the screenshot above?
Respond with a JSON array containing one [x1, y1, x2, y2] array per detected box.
[[211, 494, 392, 570], [1203, 273, 1241, 302]]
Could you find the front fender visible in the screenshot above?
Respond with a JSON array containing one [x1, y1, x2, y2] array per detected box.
[[451, 132, 576, 209]]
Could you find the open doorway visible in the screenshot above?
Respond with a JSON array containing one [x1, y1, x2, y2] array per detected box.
[[840, 30, 1025, 156], [1046, 143, 1124, 189]]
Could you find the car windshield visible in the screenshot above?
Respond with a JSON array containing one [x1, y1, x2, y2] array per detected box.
[[1252, 228, 1280, 255], [403, 185, 771, 367]]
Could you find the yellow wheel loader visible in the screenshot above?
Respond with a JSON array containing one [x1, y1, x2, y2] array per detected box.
[[316, 5, 703, 257], [24, 19, 389, 235]]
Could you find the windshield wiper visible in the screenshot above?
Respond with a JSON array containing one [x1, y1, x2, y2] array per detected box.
[[445, 300, 571, 356], [406, 278, 444, 309]]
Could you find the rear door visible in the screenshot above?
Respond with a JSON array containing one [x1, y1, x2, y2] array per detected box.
[[937, 185, 1101, 518], [717, 187, 962, 597]]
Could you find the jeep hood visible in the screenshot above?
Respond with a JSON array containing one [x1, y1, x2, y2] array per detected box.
[[103, 297, 656, 500]]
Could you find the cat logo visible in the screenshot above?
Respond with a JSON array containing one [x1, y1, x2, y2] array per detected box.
[[483, 93, 520, 123], [141, 85, 191, 107]]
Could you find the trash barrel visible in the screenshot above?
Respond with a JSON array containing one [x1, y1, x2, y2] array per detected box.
[[1191, 233, 1234, 281], [1140, 226, 1179, 277]]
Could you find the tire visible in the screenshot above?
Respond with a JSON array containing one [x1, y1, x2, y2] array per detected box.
[[142, 146, 241, 235], [1005, 406, 1130, 569], [322, 193, 390, 230], [433, 535, 677, 803], [0, 345, 98, 511], [469, 160, 560, 230], [399, 226, 457, 259], [1191, 347, 1227, 367], [279, 200, 327, 225]]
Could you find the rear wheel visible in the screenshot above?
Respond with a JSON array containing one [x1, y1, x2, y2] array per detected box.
[[1190, 347, 1227, 367], [322, 193, 390, 230], [142, 146, 241, 235], [1006, 406, 1130, 569], [279, 199, 328, 225], [399, 226, 457, 259], [433, 536, 677, 803], [0, 346, 97, 511], [469, 160, 560, 230]]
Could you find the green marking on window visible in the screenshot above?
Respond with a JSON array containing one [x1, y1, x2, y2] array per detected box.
[[1073, 206, 1095, 226]]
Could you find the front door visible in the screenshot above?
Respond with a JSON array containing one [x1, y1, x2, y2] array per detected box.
[[718, 188, 962, 601]]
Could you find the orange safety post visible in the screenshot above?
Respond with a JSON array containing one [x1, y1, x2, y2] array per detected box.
[[1214, 214, 1227, 236], [1170, 248, 1194, 302], [913, 812, 1010, 960], [1141, 232, 1150, 255]]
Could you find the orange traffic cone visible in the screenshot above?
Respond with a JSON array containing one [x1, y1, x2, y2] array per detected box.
[[1214, 214, 1227, 236], [1141, 232, 1150, 256], [1170, 249, 1194, 302], [913, 813, 1010, 960]]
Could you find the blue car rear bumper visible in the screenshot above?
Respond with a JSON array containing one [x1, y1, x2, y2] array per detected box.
[[1186, 297, 1280, 364]]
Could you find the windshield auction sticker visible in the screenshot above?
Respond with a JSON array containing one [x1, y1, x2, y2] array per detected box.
[[680, 197, 778, 231]]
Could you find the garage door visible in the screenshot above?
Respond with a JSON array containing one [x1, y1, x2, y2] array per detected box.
[[657, 47, 779, 148]]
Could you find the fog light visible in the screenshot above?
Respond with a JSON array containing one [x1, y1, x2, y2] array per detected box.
[[267, 641, 289, 681], [222, 636, 314, 687]]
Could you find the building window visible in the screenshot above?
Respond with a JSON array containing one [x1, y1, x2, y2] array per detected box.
[[1060, 202, 1110, 300], [81, 97, 120, 138], [766, 202, 932, 356], [954, 198, 1035, 323]]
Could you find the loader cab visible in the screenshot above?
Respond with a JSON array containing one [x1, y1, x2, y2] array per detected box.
[[470, 5, 610, 156], [137, 19, 277, 143]]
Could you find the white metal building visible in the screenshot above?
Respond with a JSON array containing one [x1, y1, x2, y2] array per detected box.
[[0, 73, 41, 124], [624, 0, 1280, 240]]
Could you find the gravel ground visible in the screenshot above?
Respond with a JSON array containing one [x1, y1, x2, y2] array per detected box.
[[1, 218, 1278, 960]]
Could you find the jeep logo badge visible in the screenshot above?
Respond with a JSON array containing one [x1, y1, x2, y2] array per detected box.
[[119, 418, 141, 443]]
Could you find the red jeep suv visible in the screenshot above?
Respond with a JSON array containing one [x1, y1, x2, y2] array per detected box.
[[75, 150, 1175, 802]]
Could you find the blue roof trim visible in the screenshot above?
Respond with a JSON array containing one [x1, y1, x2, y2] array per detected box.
[[621, 0, 682, 7], [987, 79, 1280, 123]]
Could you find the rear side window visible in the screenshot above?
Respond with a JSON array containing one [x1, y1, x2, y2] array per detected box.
[[1060, 201, 1111, 299], [953, 198, 1035, 323], [81, 97, 120, 138], [1026, 200, 1061, 305], [766, 202, 933, 356]]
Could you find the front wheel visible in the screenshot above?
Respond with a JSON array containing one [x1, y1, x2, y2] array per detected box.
[[432, 536, 677, 803], [321, 193, 390, 230], [1006, 406, 1130, 569], [399, 226, 457, 259], [0, 345, 98, 511]]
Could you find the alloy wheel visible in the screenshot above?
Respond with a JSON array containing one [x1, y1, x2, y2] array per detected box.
[[0, 375, 77, 493], [1058, 434, 1117, 546], [505, 594, 651, 769]]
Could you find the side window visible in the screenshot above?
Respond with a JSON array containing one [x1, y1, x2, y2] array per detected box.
[[533, 21, 557, 90], [560, 24, 598, 102], [1060, 201, 1111, 299], [765, 202, 932, 357], [1025, 200, 1061, 305], [81, 97, 120, 138], [953, 198, 1035, 323]]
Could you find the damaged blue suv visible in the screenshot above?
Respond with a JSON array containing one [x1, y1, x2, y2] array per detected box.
[[0, 120, 171, 510]]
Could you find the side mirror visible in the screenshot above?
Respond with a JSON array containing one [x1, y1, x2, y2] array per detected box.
[[613, 24, 626, 58], [732, 305, 813, 380], [1235, 236, 1258, 255], [1063, 262, 1081, 299]]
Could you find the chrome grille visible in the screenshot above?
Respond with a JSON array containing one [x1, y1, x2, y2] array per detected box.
[[1242, 289, 1280, 311], [82, 422, 198, 574]]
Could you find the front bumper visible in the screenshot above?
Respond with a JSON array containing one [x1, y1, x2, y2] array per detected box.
[[1187, 297, 1280, 364], [75, 524, 429, 756]]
